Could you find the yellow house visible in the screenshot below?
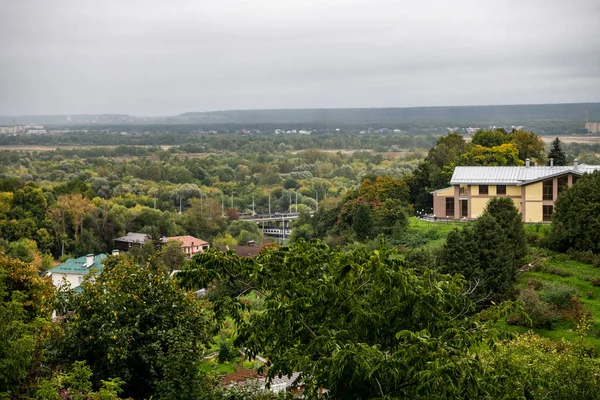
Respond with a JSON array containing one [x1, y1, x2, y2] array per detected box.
[[432, 160, 600, 223]]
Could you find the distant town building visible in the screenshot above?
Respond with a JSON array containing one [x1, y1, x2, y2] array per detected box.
[[586, 121, 600, 134], [585, 111, 600, 133]]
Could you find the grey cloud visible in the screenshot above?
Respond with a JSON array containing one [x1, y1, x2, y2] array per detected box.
[[0, 0, 599, 115]]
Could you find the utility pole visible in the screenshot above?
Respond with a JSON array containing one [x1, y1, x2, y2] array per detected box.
[[314, 189, 319, 212], [268, 190, 271, 215], [252, 194, 255, 215], [289, 191, 292, 213], [179, 196, 182, 215], [295, 190, 298, 213]]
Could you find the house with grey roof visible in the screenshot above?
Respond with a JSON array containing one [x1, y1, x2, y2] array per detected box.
[[431, 159, 600, 223], [114, 232, 152, 251]]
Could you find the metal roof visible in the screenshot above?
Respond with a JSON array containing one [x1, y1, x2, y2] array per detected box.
[[114, 232, 151, 244], [450, 165, 600, 185], [49, 254, 107, 275]]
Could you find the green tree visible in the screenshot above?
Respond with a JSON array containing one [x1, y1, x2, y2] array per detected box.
[[51, 257, 212, 399], [0, 255, 54, 397], [510, 129, 546, 163], [460, 143, 523, 166], [471, 129, 511, 147], [551, 171, 600, 253], [548, 137, 567, 166], [178, 242, 510, 399], [159, 240, 187, 272], [442, 198, 526, 300]]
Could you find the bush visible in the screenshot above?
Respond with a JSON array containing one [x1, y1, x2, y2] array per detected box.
[[566, 249, 600, 267], [539, 282, 577, 309], [592, 279, 600, 287], [562, 294, 593, 330], [218, 338, 234, 364], [526, 278, 543, 290], [509, 288, 558, 329], [585, 290, 596, 300]]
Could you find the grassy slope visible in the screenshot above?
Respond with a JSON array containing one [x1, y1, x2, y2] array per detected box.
[[414, 219, 600, 351], [503, 257, 600, 352]]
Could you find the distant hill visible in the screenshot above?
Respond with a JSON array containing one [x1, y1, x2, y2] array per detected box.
[[1, 103, 599, 132], [176, 103, 600, 126]]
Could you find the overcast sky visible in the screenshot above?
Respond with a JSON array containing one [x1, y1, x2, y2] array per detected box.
[[1, 0, 599, 116]]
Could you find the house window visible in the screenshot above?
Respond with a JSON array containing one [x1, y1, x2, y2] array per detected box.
[[543, 180, 553, 200], [459, 186, 467, 195], [497, 185, 506, 195], [557, 176, 568, 195], [479, 185, 488, 195], [543, 205, 553, 222], [446, 197, 455, 217], [461, 199, 468, 218]]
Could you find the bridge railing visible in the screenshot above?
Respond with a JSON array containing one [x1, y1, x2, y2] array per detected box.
[[238, 212, 308, 220]]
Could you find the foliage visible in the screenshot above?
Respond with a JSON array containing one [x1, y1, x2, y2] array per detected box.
[[471, 128, 511, 147], [479, 332, 600, 399], [178, 241, 516, 399], [50, 256, 212, 399], [459, 143, 523, 166], [548, 137, 567, 166], [35, 361, 124, 400], [508, 288, 558, 329], [442, 197, 526, 301], [214, 233, 239, 247], [159, 239, 188, 272], [510, 129, 546, 163], [551, 171, 600, 253], [0, 255, 54, 397], [539, 282, 577, 309]]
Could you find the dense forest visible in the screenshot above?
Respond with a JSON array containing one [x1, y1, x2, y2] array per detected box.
[[2, 129, 600, 399]]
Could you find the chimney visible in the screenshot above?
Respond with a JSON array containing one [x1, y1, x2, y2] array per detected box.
[[111, 249, 120, 256], [574, 159, 578, 170], [550, 158, 554, 167], [85, 254, 94, 268], [525, 158, 530, 168]]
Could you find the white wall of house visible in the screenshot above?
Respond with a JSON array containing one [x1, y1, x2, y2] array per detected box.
[[51, 272, 84, 289]]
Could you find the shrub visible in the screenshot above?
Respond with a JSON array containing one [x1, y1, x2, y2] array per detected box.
[[562, 295, 593, 331], [567, 249, 600, 267], [218, 338, 234, 364], [539, 282, 577, 309], [592, 279, 600, 287], [510, 288, 558, 329], [526, 278, 543, 290], [585, 290, 596, 300]]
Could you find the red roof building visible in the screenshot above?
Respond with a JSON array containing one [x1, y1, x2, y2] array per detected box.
[[166, 235, 209, 258]]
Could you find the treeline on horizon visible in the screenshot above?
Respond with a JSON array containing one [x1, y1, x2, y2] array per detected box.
[[1, 102, 598, 134]]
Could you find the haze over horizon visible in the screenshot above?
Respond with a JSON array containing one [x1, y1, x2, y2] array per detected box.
[[1, 0, 599, 116]]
